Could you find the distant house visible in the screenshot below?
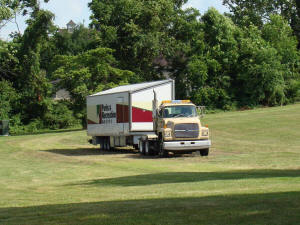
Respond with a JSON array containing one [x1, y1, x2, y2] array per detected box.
[[51, 79, 71, 101], [66, 20, 76, 32], [59, 20, 77, 33]]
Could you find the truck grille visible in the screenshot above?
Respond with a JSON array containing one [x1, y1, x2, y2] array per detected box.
[[174, 123, 199, 138]]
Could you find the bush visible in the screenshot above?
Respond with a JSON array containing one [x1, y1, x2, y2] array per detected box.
[[0, 80, 18, 120], [43, 101, 80, 129], [9, 114, 24, 135], [192, 87, 233, 110]]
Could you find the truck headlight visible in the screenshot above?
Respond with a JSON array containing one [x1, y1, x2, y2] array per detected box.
[[164, 129, 172, 137], [201, 129, 209, 136]]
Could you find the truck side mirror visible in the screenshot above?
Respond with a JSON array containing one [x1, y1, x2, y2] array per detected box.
[[196, 106, 206, 118]]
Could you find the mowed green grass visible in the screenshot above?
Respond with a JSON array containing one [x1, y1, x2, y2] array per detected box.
[[0, 104, 300, 225]]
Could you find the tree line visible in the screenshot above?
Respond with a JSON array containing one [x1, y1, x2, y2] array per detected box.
[[0, 0, 299, 133]]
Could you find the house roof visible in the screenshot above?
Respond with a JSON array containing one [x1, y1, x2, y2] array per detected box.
[[89, 79, 173, 97], [67, 20, 76, 26]]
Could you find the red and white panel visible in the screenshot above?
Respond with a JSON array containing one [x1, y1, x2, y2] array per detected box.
[[131, 82, 173, 131]]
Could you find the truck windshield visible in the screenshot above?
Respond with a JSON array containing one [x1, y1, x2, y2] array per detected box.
[[162, 105, 197, 118]]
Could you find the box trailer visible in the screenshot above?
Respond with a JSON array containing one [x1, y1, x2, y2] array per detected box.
[[87, 79, 175, 149]]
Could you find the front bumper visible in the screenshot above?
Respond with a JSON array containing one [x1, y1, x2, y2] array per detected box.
[[163, 140, 211, 151]]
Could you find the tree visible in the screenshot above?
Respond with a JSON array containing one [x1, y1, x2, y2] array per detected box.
[[0, 39, 19, 81], [40, 24, 100, 73], [16, 9, 54, 123], [89, 0, 188, 81], [223, 0, 300, 46], [172, 8, 299, 108], [175, 8, 240, 109], [0, 79, 18, 120], [52, 47, 136, 123], [0, 0, 49, 31], [236, 26, 286, 106], [262, 15, 300, 103]]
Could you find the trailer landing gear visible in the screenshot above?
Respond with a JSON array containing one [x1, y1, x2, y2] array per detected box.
[[100, 137, 111, 151]]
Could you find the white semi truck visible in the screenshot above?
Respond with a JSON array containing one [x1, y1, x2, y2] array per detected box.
[[87, 79, 211, 156]]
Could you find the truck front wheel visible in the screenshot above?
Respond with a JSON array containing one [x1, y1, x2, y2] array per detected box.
[[199, 148, 209, 156], [158, 138, 168, 158]]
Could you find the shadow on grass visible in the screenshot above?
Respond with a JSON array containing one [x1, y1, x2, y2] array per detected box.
[[45, 147, 139, 156], [0, 192, 299, 225], [11, 128, 84, 136], [45, 148, 198, 158], [67, 169, 300, 187]]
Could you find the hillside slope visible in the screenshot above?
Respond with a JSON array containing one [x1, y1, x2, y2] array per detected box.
[[0, 104, 299, 225]]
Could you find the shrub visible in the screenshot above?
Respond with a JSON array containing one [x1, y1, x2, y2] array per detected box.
[[192, 87, 233, 110], [0, 80, 18, 120], [43, 101, 80, 129]]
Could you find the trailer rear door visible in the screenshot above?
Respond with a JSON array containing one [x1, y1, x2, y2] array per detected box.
[[130, 81, 173, 131]]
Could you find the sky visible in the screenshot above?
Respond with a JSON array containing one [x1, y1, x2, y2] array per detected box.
[[0, 0, 228, 40]]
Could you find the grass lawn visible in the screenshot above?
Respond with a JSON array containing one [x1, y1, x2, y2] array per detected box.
[[0, 104, 300, 224]]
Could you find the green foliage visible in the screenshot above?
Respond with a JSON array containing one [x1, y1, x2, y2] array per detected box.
[[0, 39, 19, 81], [192, 86, 232, 110], [9, 102, 81, 135], [43, 101, 80, 129], [40, 24, 101, 73], [262, 15, 300, 103], [0, 0, 49, 30], [173, 8, 299, 108], [17, 9, 54, 123], [0, 79, 18, 120], [52, 47, 136, 123], [237, 33, 285, 105], [223, 0, 300, 46], [89, 0, 186, 80], [0, 0, 13, 25]]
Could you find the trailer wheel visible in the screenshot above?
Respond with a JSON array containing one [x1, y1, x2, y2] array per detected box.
[[139, 140, 145, 155], [145, 140, 150, 156], [147, 140, 155, 156], [200, 148, 209, 156], [103, 137, 110, 151], [99, 138, 104, 150]]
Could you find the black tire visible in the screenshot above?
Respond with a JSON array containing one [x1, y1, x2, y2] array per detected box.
[[107, 137, 111, 150], [102, 138, 107, 151], [145, 140, 150, 156], [200, 148, 209, 156], [147, 140, 155, 156], [99, 138, 104, 150], [158, 137, 168, 158], [103, 137, 110, 151], [145, 140, 155, 156], [139, 140, 145, 155]]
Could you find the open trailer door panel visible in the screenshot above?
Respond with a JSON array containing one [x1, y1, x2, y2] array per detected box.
[[130, 81, 174, 131]]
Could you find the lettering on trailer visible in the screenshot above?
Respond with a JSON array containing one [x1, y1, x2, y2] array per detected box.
[[88, 103, 129, 125], [98, 104, 116, 124]]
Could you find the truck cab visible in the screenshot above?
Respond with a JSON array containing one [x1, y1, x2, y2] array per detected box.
[[153, 100, 211, 156]]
